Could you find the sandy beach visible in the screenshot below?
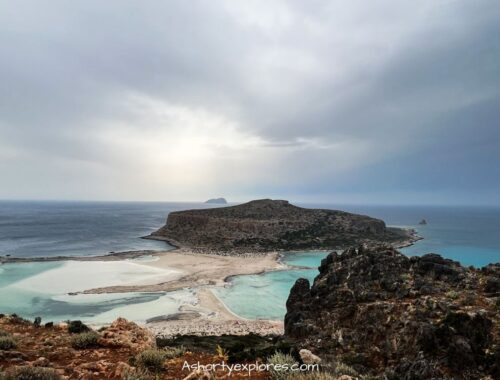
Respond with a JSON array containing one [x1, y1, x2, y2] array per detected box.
[[82, 249, 284, 294], [78, 249, 287, 336]]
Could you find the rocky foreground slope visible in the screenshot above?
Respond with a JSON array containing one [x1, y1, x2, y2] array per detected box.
[[285, 246, 500, 379], [0, 316, 271, 379], [150, 199, 415, 252]]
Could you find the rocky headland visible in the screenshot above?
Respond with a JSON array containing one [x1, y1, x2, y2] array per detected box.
[[149, 199, 417, 252], [285, 245, 500, 379]]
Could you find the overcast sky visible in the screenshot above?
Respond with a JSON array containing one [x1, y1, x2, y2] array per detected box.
[[0, 0, 499, 205]]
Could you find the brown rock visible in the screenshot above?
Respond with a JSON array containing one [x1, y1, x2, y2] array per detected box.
[[182, 368, 216, 380], [299, 349, 321, 365], [114, 362, 133, 378], [285, 246, 500, 379], [98, 317, 155, 353]]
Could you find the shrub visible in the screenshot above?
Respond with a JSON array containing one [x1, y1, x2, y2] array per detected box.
[[446, 290, 459, 300], [333, 362, 359, 378], [2, 366, 60, 380], [134, 349, 167, 372], [0, 329, 11, 337], [267, 352, 296, 380], [215, 344, 229, 361], [67, 320, 90, 334], [287, 372, 336, 379], [0, 336, 16, 350], [121, 369, 153, 380], [163, 346, 186, 359], [70, 331, 100, 349]]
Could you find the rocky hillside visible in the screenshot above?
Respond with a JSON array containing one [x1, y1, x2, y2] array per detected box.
[[150, 199, 415, 252], [285, 246, 500, 379], [0, 316, 270, 379]]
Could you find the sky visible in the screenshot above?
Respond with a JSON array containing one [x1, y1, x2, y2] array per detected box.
[[0, 0, 499, 205]]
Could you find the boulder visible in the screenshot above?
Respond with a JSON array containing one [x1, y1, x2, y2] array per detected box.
[[98, 317, 155, 353], [299, 349, 321, 364]]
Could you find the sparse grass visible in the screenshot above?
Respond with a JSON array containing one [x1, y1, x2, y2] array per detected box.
[[0, 329, 11, 337], [215, 344, 229, 361], [0, 336, 17, 350], [121, 369, 153, 380], [287, 372, 336, 379], [332, 362, 359, 378], [267, 352, 296, 380], [70, 331, 100, 349], [135, 349, 167, 372], [163, 345, 186, 359], [1, 366, 61, 380]]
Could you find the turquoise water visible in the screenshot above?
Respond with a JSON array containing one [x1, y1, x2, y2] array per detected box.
[[1, 202, 499, 322], [216, 205, 500, 319], [317, 204, 500, 267], [0, 259, 195, 324], [215, 251, 328, 320]]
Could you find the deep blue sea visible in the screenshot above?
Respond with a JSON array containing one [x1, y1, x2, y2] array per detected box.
[[0, 201, 499, 322]]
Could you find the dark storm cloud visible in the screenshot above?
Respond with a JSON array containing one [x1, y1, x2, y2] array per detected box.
[[0, 0, 499, 203]]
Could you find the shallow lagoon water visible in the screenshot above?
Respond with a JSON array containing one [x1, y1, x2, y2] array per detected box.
[[1, 202, 499, 322], [0, 260, 191, 324], [214, 251, 328, 320]]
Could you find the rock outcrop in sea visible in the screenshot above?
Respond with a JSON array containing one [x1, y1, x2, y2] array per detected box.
[[150, 199, 415, 252], [285, 245, 500, 379], [205, 197, 228, 204]]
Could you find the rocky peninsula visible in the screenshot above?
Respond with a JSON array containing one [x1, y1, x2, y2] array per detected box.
[[285, 245, 500, 379], [149, 199, 417, 252]]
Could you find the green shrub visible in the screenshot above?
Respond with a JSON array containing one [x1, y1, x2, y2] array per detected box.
[[70, 331, 100, 349], [134, 349, 167, 372], [267, 352, 296, 380], [286, 372, 333, 379], [0, 329, 11, 337], [333, 362, 359, 378], [2, 366, 60, 380], [445, 290, 459, 300], [0, 336, 17, 350], [121, 369, 153, 380], [287, 372, 336, 379], [67, 320, 90, 334], [163, 345, 186, 359]]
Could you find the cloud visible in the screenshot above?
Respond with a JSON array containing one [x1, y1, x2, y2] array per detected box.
[[0, 0, 499, 203]]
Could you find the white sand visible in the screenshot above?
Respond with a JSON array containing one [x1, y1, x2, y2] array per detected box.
[[11, 260, 183, 294]]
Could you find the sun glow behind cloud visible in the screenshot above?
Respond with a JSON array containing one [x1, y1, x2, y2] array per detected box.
[[85, 93, 377, 200], [0, 0, 498, 203]]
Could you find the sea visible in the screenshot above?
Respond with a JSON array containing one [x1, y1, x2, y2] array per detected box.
[[0, 201, 499, 322]]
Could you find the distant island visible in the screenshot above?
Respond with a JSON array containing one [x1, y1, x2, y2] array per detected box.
[[204, 197, 227, 204], [149, 199, 417, 252]]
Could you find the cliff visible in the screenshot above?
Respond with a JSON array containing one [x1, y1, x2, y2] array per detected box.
[[285, 246, 500, 379], [150, 199, 414, 252]]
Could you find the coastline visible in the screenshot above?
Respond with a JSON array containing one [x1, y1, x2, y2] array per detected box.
[[0, 228, 422, 337]]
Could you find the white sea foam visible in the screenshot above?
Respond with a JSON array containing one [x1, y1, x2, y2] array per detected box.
[[10, 260, 183, 294]]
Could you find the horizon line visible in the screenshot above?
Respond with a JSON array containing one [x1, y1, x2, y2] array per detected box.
[[0, 198, 499, 208]]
